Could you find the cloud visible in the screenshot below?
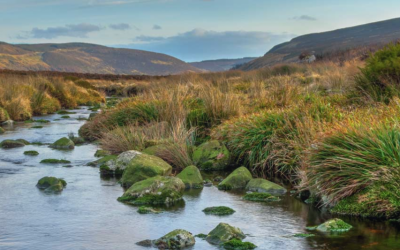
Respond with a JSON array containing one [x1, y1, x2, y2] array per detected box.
[[109, 23, 131, 30], [20, 23, 102, 39], [120, 28, 295, 61], [153, 25, 162, 30], [292, 15, 317, 21]]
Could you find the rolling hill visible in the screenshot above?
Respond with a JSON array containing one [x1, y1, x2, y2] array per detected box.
[[0, 42, 202, 75], [190, 57, 257, 72], [240, 17, 400, 70]]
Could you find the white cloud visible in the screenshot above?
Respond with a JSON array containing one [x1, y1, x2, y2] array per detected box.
[[19, 23, 102, 39], [109, 23, 131, 30], [292, 15, 317, 21]]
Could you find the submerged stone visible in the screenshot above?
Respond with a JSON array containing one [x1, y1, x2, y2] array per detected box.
[[218, 167, 252, 190], [137, 206, 162, 214], [193, 140, 230, 171], [202, 206, 235, 216], [176, 165, 203, 189], [222, 239, 257, 250], [245, 178, 287, 195], [243, 192, 280, 202], [36, 176, 67, 192], [206, 223, 246, 245], [41, 159, 71, 164], [118, 176, 185, 205], [0, 139, 25, 148], [307, 218, 352, 233], [24, 150, 39, 156], [50, 137, 75, 150], [153, 229, 195, 249]]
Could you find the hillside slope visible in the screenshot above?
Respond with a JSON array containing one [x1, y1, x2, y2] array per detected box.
[[0, 42, 202, 75], [241, 17, 400, 70], [190, 57, 257, 72]]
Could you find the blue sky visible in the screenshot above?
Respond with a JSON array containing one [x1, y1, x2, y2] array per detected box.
[[1, 0, 399, 61]]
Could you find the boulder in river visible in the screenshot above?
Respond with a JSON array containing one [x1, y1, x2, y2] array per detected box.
[[176, 165, 203, 189], [222, 239, 257, 250], [36, 176, 67, 192], [307, 218, 352, 233], [206, 223, 246, 245], [218, 167, 252, 190], [245, 178, 287, 195], [24, 150, 39, 156], [119, 151, 172, 188], [0, 139, 26, 148], [137, 229, 195, 249], [118, 176, 185, 205], [50, 137, 75, 150], [193, 140, 230, 171], [202, 206, 235, 216]]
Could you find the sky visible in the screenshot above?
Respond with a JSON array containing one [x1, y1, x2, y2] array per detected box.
[[0, 0, 399, 62]]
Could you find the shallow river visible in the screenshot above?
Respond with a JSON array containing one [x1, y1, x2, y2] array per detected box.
[[0, 107, 399, 250]]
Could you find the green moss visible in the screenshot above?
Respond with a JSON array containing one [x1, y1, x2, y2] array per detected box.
[[137, 206, 161, 214], [246, 178, 286, 195], [37, 176, 67, 192], [16, 139, 30, 145], [50, 137, 74, 150], [176, 165, 203, 189], [206, 223, 246, 245], [60, 115, 70, 119], [203, 206, 235, 216], [307, 218, 352, 233], [31, 125, 43, 129], [41, 159, 71, 164], [24, 151, 39, 156], [121, 153, 172, 187], [95, 150, 110, 157], [331, 182, 400, 218], [218, 167, 252, 190], [25, 119, 50, 123], [195, 234, 208, 239], [57, 110, 76, 115], [193, 140, 230, 171], [222, 239, 257, 250], [0, 140, 26, 148], [293, 233, 315, 238], [243, 192, 280, 202]]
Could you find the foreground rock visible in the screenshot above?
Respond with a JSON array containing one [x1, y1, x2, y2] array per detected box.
[[193, 140, 230, 171], [176, 165, 203, 189], [50, 137, 75, 150], [307, 218, 352, 233], [206, 223, 246, 245], [246, 178, 287, 195], [36, 177, 67, 192], [120, 151, 172, 187], [118, 176, 185, 205], [0, 139, 26, 148], [137, 229, 195, 249], [218, 167, 252, 190]]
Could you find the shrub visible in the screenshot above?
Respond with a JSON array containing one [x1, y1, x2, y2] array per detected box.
[[355, 43, 400, 103]]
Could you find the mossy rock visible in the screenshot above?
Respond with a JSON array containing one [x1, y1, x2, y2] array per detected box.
[[0, 140, 25, 148], [60, 115, 70, 119], [70, 136, 85, 145], [307, 218, 352, 233], [193, 140, 230, 171], [176, 165, 203, 189], [243, 192, 280, 202], [50, 137, 75, 150], [57, 110, 76, 115], [41, 159, 71, 164], [94, 150, 110, 158], [137, 206, 162, 214], [120, 151, 172, 188], [206, 223, 246, 245], [245, 178, 286, 195], [222, 239, 257, 250], [118, 176, 185, 205], [195, 234, 207, 239], [24, 150, 39, 156], [16, 139, 30, 145], [153, 229, 195, 249], [36, 176, 67, 192], [203, 206, 235, 216], [218, 167, 252, 190], [0, 127, 4, 134]]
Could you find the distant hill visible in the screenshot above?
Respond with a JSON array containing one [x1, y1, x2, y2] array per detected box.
[[240, 17, 400, 70], [190, 57, 257, 72], [0, 42, 202, 75]]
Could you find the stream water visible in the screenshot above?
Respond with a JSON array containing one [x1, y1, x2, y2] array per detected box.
[[0, 107, 399, 250]]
